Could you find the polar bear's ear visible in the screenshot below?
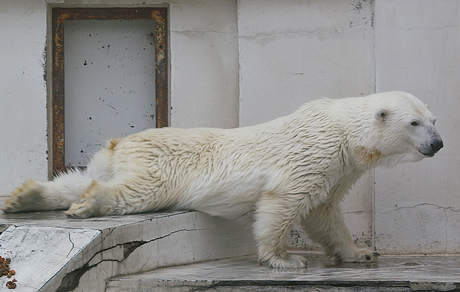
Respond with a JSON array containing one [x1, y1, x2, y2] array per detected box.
[[375, 109, 389, 122]]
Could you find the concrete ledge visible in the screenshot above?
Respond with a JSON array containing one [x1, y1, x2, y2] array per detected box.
[[106, 253, 460, 292], [0, 211, 256, 292]]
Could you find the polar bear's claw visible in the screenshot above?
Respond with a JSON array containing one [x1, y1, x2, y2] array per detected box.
[[339, 248, 380, 263], [365, 251, 381, 261]]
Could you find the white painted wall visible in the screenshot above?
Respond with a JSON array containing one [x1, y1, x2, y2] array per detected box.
[[0, 0, 48, 191], [0, 0, 458, 255], [169, 0, 239, 129], [238, 0, 376, 251], [238, 0, 376, 126], [374, 0, 460, 254]]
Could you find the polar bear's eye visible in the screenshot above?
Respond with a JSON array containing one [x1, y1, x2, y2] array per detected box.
[[411, 121, 419, 126]]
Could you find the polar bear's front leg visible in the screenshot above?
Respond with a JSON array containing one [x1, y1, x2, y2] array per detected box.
[[300, 201, 379, 263], [253, 196, 307, 269]]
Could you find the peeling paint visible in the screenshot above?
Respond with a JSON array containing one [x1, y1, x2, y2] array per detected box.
[[42, 44, 47, 84]]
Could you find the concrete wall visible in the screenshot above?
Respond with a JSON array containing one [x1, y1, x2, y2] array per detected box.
[[374, 0, 460, 254], [238, 0, 376, 251], [0, 0, 458, 255], [169, 0, 239, 129], [0, 0, 49, 191]]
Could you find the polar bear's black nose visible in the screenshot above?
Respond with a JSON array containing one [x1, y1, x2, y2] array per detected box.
[[431, 139, 443, 154]]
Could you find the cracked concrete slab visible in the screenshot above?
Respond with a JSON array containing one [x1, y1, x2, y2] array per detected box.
[[0, 209, 255, 292], [0, 225, 99, 292]]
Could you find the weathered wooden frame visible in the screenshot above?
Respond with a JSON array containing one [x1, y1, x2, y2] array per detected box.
[[51, 7, 168, 175]]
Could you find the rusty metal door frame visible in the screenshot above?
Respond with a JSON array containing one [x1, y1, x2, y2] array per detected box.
[[51, 7, 169, 175]]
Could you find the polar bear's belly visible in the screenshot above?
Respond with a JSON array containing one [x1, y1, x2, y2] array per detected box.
[[176, 170, 280, 219]]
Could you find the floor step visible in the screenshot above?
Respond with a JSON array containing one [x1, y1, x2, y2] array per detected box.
[[0, 208, 255, 292], [106, 253, 460, 292]]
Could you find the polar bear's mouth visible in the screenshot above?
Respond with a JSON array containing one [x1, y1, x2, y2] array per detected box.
[[419, 150, 435, 157]]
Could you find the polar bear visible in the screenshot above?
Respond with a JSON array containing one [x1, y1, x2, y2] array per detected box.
[[3, 91, 443, 268]]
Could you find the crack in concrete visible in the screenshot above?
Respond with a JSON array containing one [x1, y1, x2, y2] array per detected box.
[[443, 208, 449, 253], [103, 227, 115, 237], [66, 232, 75, 258], [55, 227, 207, 292], [172, 30, 235, 37], [55, 264, 90, 292], [377, 203, 460, 215], [392, 25, 460, 31], [239, 19, 372, 40], [343, 210, 367, 215]]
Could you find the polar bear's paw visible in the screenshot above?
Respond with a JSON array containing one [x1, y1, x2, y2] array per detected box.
[[2, 179, 46, 213], [269, 254, 307, 269], [65, 198, 98, 219], [338, 247, 380, 263]]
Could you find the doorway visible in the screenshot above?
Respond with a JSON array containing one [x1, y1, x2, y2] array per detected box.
[[51, 8, 168, 174]]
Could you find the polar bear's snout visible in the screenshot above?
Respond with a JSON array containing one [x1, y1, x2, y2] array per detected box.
[[426, 138, 443, 157], [419, 127, 443, 157]]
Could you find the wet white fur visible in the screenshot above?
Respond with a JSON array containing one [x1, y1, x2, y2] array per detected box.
[[3, 91, 442, 268]]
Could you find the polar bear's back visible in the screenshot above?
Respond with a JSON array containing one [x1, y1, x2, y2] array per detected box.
[[104, 101, 349, 218]]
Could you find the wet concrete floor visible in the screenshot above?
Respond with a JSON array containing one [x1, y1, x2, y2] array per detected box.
[[108, 253, 460, 291]]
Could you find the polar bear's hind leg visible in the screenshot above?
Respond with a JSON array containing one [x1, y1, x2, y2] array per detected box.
[[3, 179, 49, 212], [65, 174, 168, 218], [2, 170, 93, 213]]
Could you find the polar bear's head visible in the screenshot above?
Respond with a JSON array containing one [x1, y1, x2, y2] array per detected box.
[[365, 91, 443, 166]]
